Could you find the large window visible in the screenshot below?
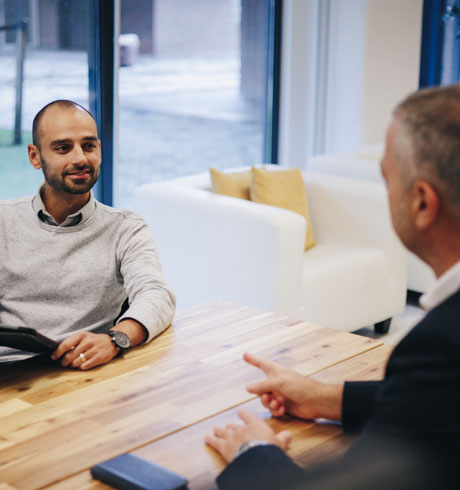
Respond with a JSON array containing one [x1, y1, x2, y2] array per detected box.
[[419, 0, 460, 88], [115, 0, 280, 208], [0, 0, 91, 200], [440, 0, 460, 84], [0, 1, 281, 207]]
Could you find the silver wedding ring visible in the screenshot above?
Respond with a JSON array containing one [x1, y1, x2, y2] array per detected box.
[[80, 353, 87, 363]]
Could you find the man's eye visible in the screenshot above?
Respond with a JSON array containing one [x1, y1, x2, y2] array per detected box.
[[83, 143, 96, 150], [55, 145, 70, 152]]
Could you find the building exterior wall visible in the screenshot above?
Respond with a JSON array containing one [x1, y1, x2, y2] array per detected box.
[[121, 0, 153, 54]]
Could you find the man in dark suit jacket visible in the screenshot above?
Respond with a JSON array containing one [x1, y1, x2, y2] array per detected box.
[[205, 85, 460, 489]]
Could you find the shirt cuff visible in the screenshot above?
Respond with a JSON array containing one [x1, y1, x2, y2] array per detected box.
[[234, 440, 271, 460]]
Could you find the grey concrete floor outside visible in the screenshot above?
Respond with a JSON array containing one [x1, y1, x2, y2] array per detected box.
[[0, 49, 264, 207]]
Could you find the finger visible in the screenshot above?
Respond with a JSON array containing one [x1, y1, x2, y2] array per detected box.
[[260, 393, 272, 408], [77, 346, 107, 371], [226, 423, 240, 431], [269, 398, 281, 411], [68, 341, 98, 368], [78, 351, 99, 371], [62, 345, 85, 368], [243, 352, 281, 375], [205, 434, 225, 453], [261, 392, 286, 406], [78, 356, 98, 371], [213, 426, 228, 437], [274, 392, 286, 404], [269, 406, 286, 417], [275, 430, 292, 450], [246, 378, 282, 396], [70, 350, 90, 369], [51, 333, 82, 360], [72, 335, 115, 370], [259, 394, 285, 416], [237, 409, 262, 425]]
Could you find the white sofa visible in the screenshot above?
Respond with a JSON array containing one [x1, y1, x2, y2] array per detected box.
[[132, 168, 407, 333], [307, 146, 436, 293]]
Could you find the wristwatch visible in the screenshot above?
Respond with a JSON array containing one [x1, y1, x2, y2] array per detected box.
[[108, 330, 131, 356]]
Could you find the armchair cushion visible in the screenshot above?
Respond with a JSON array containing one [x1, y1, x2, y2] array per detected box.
[[250, 167, 316, 251], [210, 166, 316, 251]]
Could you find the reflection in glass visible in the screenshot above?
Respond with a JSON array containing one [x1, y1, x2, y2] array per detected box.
[[441, 0, 460, 85], [116, 0, 272, 208]]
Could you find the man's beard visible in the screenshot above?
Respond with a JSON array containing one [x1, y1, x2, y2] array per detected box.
[[41, 156, 100, 195]]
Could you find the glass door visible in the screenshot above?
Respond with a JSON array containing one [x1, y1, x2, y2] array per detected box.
[[0, 0, 90, 200]]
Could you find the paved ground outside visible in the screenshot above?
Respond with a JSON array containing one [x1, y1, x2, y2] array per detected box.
[[0, 48, 264, 207]]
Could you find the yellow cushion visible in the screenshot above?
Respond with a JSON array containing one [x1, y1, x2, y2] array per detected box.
[[210, 168, 251, 200], [250, 167, 316, 251]]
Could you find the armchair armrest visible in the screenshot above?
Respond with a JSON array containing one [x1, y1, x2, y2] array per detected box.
[[132, 181, 306, 315], [304, 171, 407, 293]]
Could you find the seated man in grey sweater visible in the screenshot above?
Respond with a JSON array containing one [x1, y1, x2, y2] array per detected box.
[[0, 100, 176, 369]]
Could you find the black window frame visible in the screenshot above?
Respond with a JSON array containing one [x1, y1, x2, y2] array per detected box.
[[419, 0, 447, 88], [90, 0, 282, 206], [89, 0, 115, 205]]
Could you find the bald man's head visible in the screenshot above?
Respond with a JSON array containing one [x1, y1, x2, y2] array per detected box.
[[32, 100, 96, 149]]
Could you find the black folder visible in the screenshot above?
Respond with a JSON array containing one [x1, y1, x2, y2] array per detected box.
[[91, 453, 188, 490], [0, 326, 59, 354]]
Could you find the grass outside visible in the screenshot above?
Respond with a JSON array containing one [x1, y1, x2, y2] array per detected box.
[[0, 129, 43, 200]]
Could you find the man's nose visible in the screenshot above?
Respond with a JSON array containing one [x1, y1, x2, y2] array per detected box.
[[69, 145, 87, 165]]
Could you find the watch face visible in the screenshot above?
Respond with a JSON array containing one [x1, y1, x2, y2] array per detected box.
[[112, 331, 131, 349]]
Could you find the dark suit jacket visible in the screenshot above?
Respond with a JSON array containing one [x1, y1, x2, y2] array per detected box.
[[217, 288, 460, 490]]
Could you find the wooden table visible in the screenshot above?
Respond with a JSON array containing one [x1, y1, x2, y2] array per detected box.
[[0, 301, 393, 490]]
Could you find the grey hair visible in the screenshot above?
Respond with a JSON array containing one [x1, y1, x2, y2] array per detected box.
[[392, 85, 460, 223]]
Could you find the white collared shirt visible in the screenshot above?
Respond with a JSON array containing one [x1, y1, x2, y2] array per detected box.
[[420, 260, 460, 311], [32, 186, 96, 227]]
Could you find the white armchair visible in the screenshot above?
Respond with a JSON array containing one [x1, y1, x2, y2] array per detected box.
[[132, 168, 407, 333], [307, 146, 436, 293]]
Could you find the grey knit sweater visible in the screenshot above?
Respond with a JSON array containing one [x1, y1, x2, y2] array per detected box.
[[0, 192, 176, 362]]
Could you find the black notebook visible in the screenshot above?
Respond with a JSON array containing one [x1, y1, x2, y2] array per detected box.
[[91, 453, 188, 490], [0, 326, 59, 354]]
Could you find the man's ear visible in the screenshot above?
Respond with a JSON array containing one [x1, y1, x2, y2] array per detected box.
[[412, 180, 439, 231], [28, 144, 42, 170]]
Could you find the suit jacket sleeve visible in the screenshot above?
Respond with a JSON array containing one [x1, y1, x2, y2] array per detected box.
[[217, 445, 305, 490], [342, 380, 382, 433], [346, 289, 460, 448]]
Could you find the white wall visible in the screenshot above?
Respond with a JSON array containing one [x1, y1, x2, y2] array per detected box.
[[361, 0, 423, 145], [324, 0, 366, 153], [278, 0, 319, 167], [278, 0, 423, 166]]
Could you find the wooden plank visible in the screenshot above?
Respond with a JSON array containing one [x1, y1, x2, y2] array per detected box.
[[0, 302, 383, 490], [0, 399, 32, 417], [311, 343, 394, 384], [46, 344, 392, 490]]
